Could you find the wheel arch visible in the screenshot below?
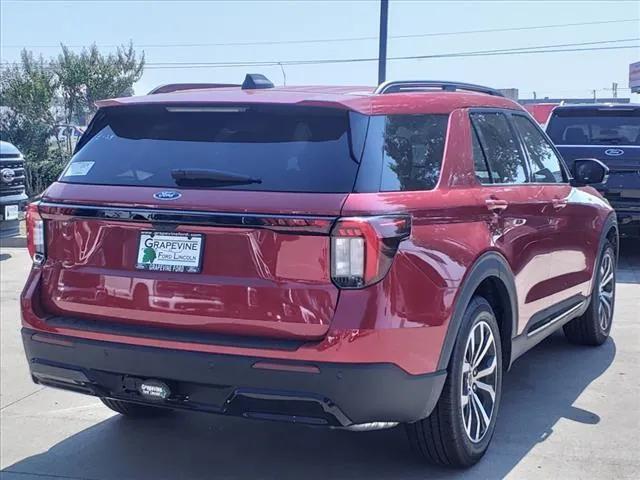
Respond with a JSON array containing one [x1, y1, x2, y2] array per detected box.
[[590, 213, 619, 294], [436, 251, 518, 372], [603, 214, 619, 260]]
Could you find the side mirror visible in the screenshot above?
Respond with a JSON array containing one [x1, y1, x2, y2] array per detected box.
[[571, 158, 609, 187]]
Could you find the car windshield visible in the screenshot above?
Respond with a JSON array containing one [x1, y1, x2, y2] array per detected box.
[[546, 108, 640, 146], [61, 104, 364, 193]]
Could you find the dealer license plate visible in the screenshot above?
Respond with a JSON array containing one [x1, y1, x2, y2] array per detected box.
[[136, 231, 203, 273], [4, 205, 19, 221]]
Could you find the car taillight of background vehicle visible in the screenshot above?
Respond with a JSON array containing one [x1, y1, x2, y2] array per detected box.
[[26, 202, 45, 264], [330, 215, 411, 288]]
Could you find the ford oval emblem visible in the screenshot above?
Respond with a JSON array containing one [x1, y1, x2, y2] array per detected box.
[[0, 168, 16, 183], [605, 148, 624, 156], [153, 191, 182, 200]]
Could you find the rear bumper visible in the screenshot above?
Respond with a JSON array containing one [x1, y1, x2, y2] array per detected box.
[[22, 328, 447, 427]]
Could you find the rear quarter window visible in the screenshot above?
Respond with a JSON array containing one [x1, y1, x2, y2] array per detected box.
[[379, 114, 449, 191]]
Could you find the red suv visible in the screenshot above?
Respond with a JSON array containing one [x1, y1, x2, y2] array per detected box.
[[21, 76, 618, 468]]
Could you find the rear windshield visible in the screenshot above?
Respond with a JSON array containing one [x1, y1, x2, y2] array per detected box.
[[547, 108, 640, 146], [62, 105, 363, 193]]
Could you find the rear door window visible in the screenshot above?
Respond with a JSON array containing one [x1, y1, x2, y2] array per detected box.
[[471, 125, 492, 184], [512, 115, 565, 183], [471, 112, 528, 184], [63, 105, 363, 193], [379, 114, 448, 191]]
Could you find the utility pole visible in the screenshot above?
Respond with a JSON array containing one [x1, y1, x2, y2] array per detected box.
[[378, 0, 389, 84]]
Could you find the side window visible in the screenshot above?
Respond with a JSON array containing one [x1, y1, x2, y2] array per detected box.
[[471, 125, 492, 184], [380, 114, 448, 191], [512, 115, 565, 183], [470, 112, 528, 184]]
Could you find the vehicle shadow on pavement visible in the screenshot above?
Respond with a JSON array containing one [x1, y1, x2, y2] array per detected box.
[[3, 332, 616, 480]]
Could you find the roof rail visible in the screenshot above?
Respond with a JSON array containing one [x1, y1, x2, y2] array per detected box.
[[148, 83, 240, 95], [375, 80, 504, 97]]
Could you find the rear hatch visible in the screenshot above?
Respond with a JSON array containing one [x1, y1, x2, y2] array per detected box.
[[546, 106, 640, 196], [38, 103, 366, 341]]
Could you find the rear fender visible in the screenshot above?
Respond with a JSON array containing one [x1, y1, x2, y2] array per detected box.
[[436, 251, 518, 371]]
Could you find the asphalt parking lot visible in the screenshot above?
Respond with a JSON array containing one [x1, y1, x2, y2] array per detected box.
[[1, 241, 639, 480]]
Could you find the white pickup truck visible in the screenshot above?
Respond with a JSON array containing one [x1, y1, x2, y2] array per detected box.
[[0, 141, 28, 238]]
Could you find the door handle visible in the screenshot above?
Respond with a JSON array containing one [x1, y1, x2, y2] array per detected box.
[[485, 198, 509, 213], [552, 198, 568, 210]]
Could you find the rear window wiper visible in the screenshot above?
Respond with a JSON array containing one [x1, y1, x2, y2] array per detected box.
[[171, 168, 262, 187]]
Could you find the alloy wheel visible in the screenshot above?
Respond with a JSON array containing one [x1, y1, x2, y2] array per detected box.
[[461, 320, 498, 443], [598, 251, 615, 331]]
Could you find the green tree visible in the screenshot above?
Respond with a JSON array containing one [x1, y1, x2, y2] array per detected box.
[[0, 50, 65, 196], [0, 43, 145, 196], [56, 42, 145, 127]]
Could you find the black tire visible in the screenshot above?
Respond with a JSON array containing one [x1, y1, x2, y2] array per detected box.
[[100, 398, 171, 417], [563, 242, 616, 346], [406, 296, 503, 468]]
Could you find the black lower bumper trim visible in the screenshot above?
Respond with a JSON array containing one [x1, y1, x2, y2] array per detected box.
[[45, 315, 306, 351], [22, 329, 446, 427]]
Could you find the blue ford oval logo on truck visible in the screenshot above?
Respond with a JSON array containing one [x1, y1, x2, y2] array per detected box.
[[153, 191, 182, 200], [605, 148, 624, 156]]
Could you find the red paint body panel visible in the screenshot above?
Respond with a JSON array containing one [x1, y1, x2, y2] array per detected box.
[[22, 268, 446, 374], [21, 87, 614, 377], [36, 188, 348, 341]]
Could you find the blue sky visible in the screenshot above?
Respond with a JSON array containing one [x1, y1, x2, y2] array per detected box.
[[1, 0, 639, 100]]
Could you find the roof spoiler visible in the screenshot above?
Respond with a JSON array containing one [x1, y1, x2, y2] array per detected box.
[[148, 83, 240, 95], [375, 80, 504, 97]]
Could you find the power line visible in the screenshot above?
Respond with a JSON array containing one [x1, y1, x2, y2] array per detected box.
[[139, 38, 640, 68], [2, 18, 638, 49], [2, 40, 637, 71], [143, 45, 640, 70]]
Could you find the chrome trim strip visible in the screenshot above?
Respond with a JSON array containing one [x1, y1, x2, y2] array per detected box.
[[38, 202, 336, 234], [527, 301, 585, 337], [341, 422, 399, 431], [555, 145, 640, 149]]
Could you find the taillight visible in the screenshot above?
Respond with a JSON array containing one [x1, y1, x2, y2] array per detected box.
[[330, 215, 411, 289], [26, 202, 46, 265]]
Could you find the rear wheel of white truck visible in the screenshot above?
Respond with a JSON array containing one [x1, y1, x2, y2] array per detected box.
[[406, 296, 503, 467]]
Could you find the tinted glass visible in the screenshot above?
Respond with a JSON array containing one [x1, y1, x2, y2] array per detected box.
[[380, 114, 448, 191], [546, 109, 640, 145], [471, 112, 528, 184], [513, 115, 564, 183], [62, 105, 361, 193], [471, 126, 492, 184]]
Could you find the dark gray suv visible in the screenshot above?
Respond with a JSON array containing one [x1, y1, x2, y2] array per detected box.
[[546, 103, 640, 236]]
